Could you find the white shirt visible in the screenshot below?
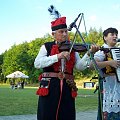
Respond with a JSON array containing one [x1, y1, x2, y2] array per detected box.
[[94, 43, 120, 113], [34, 44, 90, 71]]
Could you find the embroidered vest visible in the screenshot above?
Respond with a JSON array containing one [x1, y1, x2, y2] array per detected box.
[[102, 51, 115, 74], [43, 41, 75, 75]]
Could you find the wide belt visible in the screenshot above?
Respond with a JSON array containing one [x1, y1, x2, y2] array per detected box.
[[42, 72, 74, 80]]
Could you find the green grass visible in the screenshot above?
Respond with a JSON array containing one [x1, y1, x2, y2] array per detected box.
[[0, 85, 98, 116], [0, 85, 38, 116], [76, 89, 98, 111]]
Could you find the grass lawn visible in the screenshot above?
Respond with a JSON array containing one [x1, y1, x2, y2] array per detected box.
[[0, 84, 98, 116], [76, 89, 98, 111]]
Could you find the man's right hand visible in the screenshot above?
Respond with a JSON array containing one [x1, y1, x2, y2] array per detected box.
[[57, 51, 70, 61]]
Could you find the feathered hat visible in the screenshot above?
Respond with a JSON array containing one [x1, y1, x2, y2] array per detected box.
[[48, 5, 67, 31]]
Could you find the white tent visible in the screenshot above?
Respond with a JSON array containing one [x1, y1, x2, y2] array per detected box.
[[6, 71, 29, 79]]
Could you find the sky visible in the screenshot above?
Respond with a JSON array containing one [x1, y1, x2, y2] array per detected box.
[[0, 0, 120, 54]]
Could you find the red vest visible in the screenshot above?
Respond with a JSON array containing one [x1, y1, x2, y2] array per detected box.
[[50, 44, 75, 74]]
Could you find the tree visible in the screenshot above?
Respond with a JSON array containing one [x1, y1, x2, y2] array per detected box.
[[0, 54, 4, 83], [1, 27, 105, 83], [88, 27, 103, 45]]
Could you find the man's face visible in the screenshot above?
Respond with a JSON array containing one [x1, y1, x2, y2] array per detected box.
[[52, 28, 68, 42], [104, 33, 118, 47]]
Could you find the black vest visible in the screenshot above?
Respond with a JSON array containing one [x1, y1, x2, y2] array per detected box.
[[43, 41, 56, 72]]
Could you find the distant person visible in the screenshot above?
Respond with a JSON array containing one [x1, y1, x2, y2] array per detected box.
[[21, 80, 24, 89], [14, 84, 18, 89], [17, 81, 21, 89], [10, 80, 14, 89]]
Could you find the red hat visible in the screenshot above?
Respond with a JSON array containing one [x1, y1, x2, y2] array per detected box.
[[51, 17, 67, 31]]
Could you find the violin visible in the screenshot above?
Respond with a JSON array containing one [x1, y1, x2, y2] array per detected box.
[[58, 42, 110, 53], [58, 42, 88, 52]]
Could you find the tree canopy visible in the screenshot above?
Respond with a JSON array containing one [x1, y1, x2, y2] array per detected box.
[[0, 28, 104, 83]]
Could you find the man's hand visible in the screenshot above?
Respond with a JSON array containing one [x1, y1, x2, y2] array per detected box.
[[87, 44, 100, 56], [57, 51, 70, 60]]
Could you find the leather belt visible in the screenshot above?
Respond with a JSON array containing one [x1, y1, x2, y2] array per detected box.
[[42, 72, 74, 80]]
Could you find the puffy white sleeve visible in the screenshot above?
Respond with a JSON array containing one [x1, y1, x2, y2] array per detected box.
[[34, 45, 58, 69], [75, 52, 90, 71], [94, 50, 105, 62]]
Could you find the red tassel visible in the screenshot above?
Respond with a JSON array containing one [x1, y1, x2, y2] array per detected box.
[[36, 87, 49, 96], [36, 87, 41, 95], [38, 74, 42, 81], [41, 88, 49, 96], [71, 91, 77, 98]]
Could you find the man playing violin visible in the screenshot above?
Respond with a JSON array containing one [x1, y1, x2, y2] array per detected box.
[[34, 15, 99, 120]]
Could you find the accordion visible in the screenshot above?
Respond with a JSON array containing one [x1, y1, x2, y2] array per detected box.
[[110, 48, 120, 82]]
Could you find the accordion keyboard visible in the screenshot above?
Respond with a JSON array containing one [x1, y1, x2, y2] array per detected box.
[[111, 48, 120, 82]]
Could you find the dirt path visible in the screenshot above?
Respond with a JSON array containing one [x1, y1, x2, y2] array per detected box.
[[0, 111, 97, 120]]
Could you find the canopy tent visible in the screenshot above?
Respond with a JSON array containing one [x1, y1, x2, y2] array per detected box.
[[6, 71, 29, 79]]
